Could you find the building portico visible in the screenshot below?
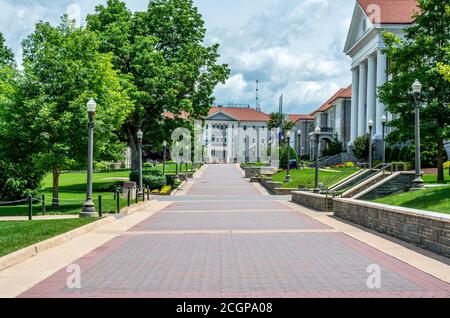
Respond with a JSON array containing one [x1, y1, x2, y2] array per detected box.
[[345, 0, 417, 148]]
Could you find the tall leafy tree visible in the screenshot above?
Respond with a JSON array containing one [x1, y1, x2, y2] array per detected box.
[[0, 33, 14, 67], [0, 34, 45, 200], [379, 0, 450, 183], [20, 16, 133, 207], [87, 0, 229, 168]]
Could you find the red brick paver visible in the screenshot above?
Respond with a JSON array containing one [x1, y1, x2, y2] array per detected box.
[[19, 164, 450, 298]]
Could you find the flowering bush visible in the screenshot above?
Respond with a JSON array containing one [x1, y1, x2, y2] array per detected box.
[[344, 162, 356, 168], [444, 161, 450, 169]]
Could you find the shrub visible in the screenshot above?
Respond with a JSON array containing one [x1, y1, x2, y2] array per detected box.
[[0, 160, 43, 201], [344, 162, 356, 168], [352, 134, 370, 161], [130, 169, 166, 190], [399, 146, 411, 162], [322, 134, 343, 157], [279, 146, 299, 169], [94, 161, 112, 171], [385, 147, 392, 162], [389, 147, 401, 162], [372, 160, 382, 167]]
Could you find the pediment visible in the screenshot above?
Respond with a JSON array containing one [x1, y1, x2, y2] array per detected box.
[[207, 111, 239, 122], [344, 2, 374, 54]]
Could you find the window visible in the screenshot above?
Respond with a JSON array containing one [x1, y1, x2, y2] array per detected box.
[[243, 126, 247, 131]]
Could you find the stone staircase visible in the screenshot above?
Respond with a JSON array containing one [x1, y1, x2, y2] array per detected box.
[[354, 171, 416, 200], [341, 171, 390, 198], [330, 162, 408, 199]]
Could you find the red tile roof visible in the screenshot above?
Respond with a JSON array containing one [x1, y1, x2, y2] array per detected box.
[[208, 106, 270, 122], [311, 85, 352, 115], [358, 0, 419, 24], [163, 111, 190, 120], [289, 114, 315, 122]]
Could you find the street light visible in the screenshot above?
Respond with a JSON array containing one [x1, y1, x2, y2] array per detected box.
[[412, 79, 424, 188], [284, 131, 292, 183], [162, 140, 167, 175], [314, 126, 321, 193], [297, 129, 302, 158], [368, 119, 374, 169], [381, 115, 387, 164], [137, 129, 143, 193], [80, 98, 98, 218]]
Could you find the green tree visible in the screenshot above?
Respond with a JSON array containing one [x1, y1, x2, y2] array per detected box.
[[87, 0, 230, 168], [267, 112, 295, 146], [0, 33, 14, 67], [352, 134, 370, 162], [0, 35, 45, 200], [19, 17, 133, 207], [379, 0, 450, 183]]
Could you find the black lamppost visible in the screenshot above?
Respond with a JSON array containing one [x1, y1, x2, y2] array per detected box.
[[137, 129, 143, 192], [381, 115, 387, 164], [80, 98, 98, 218], [412, 79, 424, 188], [284, 131, 292, 183], [162, 140, 167, 175], [297, 129, 302, 158], [314, 127, 321, 193], [368, 119, 373, 169]]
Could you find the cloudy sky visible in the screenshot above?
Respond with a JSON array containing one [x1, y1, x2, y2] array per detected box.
[[0, 0, 355, 115]]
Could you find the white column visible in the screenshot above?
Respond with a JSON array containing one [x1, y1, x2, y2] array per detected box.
[[350, 68, 359, 145], [358, 61, 367, 136], [335, 100, 342, 140], [207, 125, 212, 163], [375, 50, 387, 139], [367, 54, 377, 136]]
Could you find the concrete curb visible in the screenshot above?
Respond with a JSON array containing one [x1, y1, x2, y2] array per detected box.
[[171, 181, 187, 196], [0, 216, 115, 272]]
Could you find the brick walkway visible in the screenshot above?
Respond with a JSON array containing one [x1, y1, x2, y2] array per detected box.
[[19, 164, 450, 298]]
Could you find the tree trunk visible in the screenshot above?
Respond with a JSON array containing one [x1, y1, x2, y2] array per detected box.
[[52, 168, 60, 209], [126, 125, 139, 170], [437, 138, 445, 184]]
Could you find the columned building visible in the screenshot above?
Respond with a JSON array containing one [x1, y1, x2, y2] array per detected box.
[[203, 106, 271, 164], [344, 0, 418, 149], [288, 115, 315, 159], [309, 86, 352, 157]]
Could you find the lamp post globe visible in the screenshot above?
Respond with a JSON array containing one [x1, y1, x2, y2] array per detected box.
[[381, 115, 387, 164], [314, 127, 321, 193], [412, 79, 424, 189], [368, 119, 373, 169], [80, 98, 98, 217]]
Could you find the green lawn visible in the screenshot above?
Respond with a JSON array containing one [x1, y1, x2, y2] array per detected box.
[[0, 164, 196, 217], [373, 186, 450, 214], [423, 173, 450, 184], [271, 167, 359, 189], [0, 218, 98, 257]]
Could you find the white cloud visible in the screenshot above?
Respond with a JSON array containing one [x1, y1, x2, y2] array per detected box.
[[209, 0, 355, 114], [0, 0, 356, 115]]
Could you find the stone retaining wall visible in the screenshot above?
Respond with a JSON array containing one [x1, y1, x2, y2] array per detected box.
[[259, 179, 295, 195], [292, 191, 334, 212], [333, 198, 450, 257]]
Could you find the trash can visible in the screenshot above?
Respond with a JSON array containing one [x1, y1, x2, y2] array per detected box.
[[289, 160, 298, 169]]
